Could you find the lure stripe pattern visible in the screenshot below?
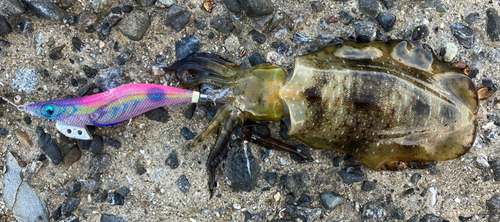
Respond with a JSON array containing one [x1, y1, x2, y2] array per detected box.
[[26, 84, 195, 126]]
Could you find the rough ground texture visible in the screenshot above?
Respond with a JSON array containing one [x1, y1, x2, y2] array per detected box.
[[1, 0, 500, 221]]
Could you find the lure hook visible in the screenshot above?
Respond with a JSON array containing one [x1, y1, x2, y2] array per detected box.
[[1, 97, 26, 112]]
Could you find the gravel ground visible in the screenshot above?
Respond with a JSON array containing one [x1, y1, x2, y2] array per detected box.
[[1, 0, 500, 221]]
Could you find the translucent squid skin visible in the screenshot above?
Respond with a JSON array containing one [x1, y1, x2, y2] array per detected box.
[[172, 40, 478, 170], [26, 84, 195, 126]]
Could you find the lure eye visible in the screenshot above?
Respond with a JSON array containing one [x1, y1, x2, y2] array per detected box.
[[42, 105, 55, 116]]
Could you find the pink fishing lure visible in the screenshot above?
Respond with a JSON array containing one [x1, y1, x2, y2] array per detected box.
[[24, 84, 199, 127]]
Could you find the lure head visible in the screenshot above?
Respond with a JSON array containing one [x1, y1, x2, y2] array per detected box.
[[26, 102, 64, 121]]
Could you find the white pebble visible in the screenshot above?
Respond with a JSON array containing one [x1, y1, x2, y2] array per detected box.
[[476, 154, 490, 168], [444, 43, 458, 62]]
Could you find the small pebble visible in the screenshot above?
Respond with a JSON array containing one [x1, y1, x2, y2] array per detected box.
[[165, 152, 179, 169], [63, 146, 81, 166], [361, 181, 376, 191], [49, 45, 65, 60], [89, 136, 103, 154], [180, 127, 195, 140], [175, 35, 200, 60], [108, 193, 125, 205], [465, 12, 480, 25], [310, 1, 324, 13], [185, 103, 196, 120], [412, 25, 429, 40], [338, 11, 354, 25], [265, 172, 278, 185], [61, 197, 80, 216], [338, 165, 365, 184], [145, 107, 169, 123], [376, 13, 396, 32], [248, 53, 265, 66], [15, 130, 32, 148], [116, 187, 130, 197], [444, 43, 458, 62], [487, 8, 500, 41], [249, 29, 266, 44], [23, 116, 32, 125], [292, 33, 312, 44], [354, 21, 375, 42], [450, 23, 475, 49], [319, 191, 344, 210], [176, 175, 191, 193], [102, 136, 121, 148], [411, 173, 422, 184], [71, 37, 83, 51], [36, 126, 62, 165], [206, 106, 217, 120], [88, 153, 112, 178], [122, 5, 133, 13]]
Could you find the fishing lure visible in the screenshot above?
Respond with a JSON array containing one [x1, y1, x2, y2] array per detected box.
[[3, 84, 210, 140], [164, 40, 478, 195]]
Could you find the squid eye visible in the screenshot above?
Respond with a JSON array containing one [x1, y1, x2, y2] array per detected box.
[[43, 105, 55, 116]]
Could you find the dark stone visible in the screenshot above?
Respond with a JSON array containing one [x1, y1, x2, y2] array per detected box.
[[89, 136, 103, 154], [136, 165, 146, 175], [436, 4, 447, 12], [36, 127, 62, 165], [358, 0, 379, 18], [450, 23, 475, 49], [57, 179, 82, 196], [487, 9, 500, 41], [120, 9, 151, 41], [338, 11, 354, 25], [380, 0, 394, 9], [206, 106, 217, 120], [249, 53, 265, 66], [332, 156, 341, 167], [210, 15, 234, 33], [403, 188, 415, 196], [101, 214, 125, 222], [70, 78, 78, 87], [361, 202, 386, 221], [116, 51, 131, 65], [72, 37, 83, 51], [137, 0, 156, 6], [180, 127, 195, 140], [279, 120, 291, 140], [277, 42, 287, 54], [103, 136, 121, 148], [21, 0, 62, 20], [0, 0, 26, 17], [63, 146, 81, 166], [319, 191, 344, 210], [412, 25, 429, 40], [305, 45, 317, 53], [285, 205, 321, 222], [165, 152, 179, 169], [338, 165, 365, 184], [194, 19, 205, 30], [408, 215, 419, 222], [354, 21, 375, 42], [290, 144, 313, 163], [49, 45, 65, 60], [88, 153, 112, 178], [225, 142, 260, 192], [421, 214, 441, 222], [208, 32, 215, 39], [122, 5, 132, 13], [487, 194, 500, 213], [249, 29, 266, 44], [107, 192, 125, 205], [97, 22, 111, 40], [292, 33, 312, 44], [116, 187, 130, 197], [0, 16, 12, 36], [260, 147, 271, 161], [392, 208, 405, 220], [465, 12, 479, 24], [244, 211, 252, 221], [411, 173, 422, 184], [85, 25, 95, 33], [223, 0, 241, 13], [458, 216, 472, 221], [60, 215, 78, 222], [0, 39, 10, 46], [77, 139, 91, 150], [239, 0, 274, 17], [23, 116, 32, 125], [185, 103, 196, 119], [155, 54, 166, 64], [65, 16, 77, 27], [298, 193, 312, 203], [165, 5, 191, 32], [361, 180, 376, 191], [61, 197, 80, 216], [83, 65, 98, 78], [286, 193, 295, 204], [145, 107, 169, 123], [175, 35, 200, 60], [37, 154, 47, 161], [376, 13, 396, 32], [492, 158, 500, 181], [176, 175, 191, 193], [310, 1, 324, 13], [111, 7, 121, 14], [52, 206, 62, 220], [265, 172, 278, 185]]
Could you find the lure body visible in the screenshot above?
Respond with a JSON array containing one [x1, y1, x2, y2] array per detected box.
[[170, 40, 478, 170], [24, 84, 199, 139]]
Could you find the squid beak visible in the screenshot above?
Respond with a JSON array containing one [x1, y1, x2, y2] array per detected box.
[[56, 121, 93, 140]]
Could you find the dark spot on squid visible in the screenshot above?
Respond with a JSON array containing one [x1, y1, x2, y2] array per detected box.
[[412, 100, 430, 114], [147, 87, 165, 102]]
